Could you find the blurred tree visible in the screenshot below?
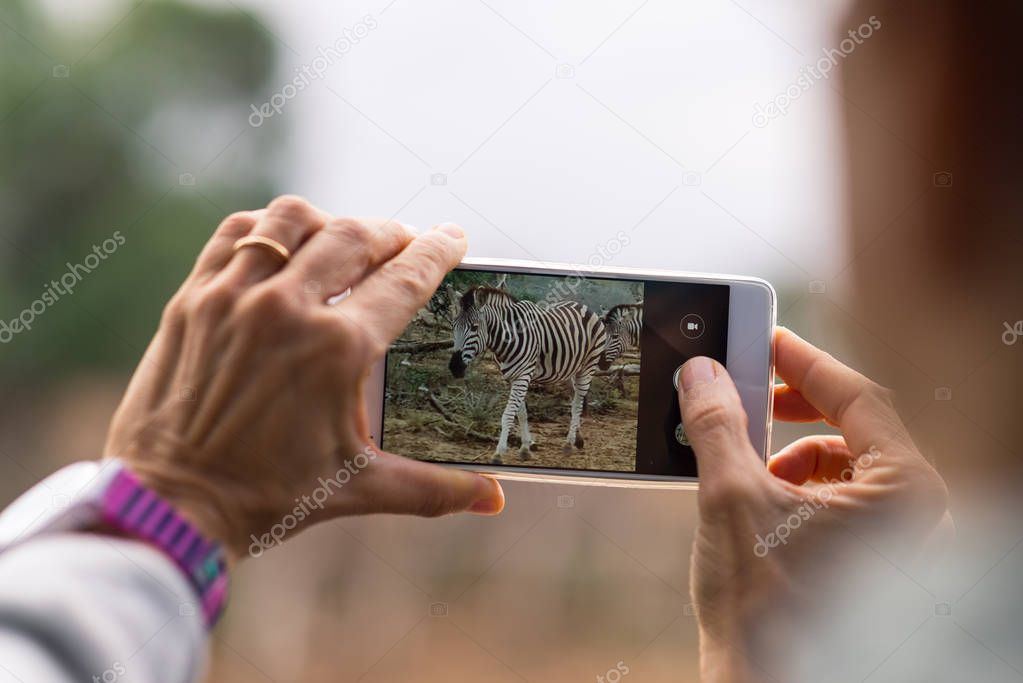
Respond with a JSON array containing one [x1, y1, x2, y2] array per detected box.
[[0, 0, 280, 383]]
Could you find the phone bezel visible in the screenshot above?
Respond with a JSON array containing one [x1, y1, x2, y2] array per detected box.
[[364, 257, 776, 488]]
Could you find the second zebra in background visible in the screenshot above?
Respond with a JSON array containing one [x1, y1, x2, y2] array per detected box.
[[600, 303, 643, 369]]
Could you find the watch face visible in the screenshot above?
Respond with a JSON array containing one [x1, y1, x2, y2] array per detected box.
[[0, 460, 118, 549]]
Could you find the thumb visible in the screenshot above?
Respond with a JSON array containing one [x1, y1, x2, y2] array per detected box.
[[361, 451, 505, 517], [678, 357, 766, 486]]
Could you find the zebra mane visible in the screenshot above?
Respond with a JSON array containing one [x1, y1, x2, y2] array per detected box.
[[461, 286, 518, 310], [604, 302, 643, 320]]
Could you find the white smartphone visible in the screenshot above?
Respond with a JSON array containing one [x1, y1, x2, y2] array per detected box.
[[365, 258, 775, 487]]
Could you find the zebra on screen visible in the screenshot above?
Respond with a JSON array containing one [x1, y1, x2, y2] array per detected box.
[[599, 303, 643, 369], [448, 287, 607, 463]]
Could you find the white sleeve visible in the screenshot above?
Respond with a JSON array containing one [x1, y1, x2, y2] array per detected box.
[[0, 533, 207, 683]]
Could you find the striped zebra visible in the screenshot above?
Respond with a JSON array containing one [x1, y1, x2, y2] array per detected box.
[[600, 303, 643, 369], [448, 287, 607, 463]]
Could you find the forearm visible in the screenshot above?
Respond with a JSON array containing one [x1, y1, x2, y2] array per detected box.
[[0, 534, 206, 683]]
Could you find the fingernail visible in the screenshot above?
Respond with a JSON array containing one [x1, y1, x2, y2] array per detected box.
[[399, 221, 419, 235], [470, 498, 501, 514], [681, 357, 716, 395], [435, 223, 464, 239], [469, 476, 504, 515]]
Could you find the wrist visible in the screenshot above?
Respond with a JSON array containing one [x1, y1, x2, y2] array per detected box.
[[100, 463, 231, 625], [120, 460, 244, 564]]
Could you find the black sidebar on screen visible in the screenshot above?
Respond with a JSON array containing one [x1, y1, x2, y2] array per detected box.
[[635, 281, 729, 477]]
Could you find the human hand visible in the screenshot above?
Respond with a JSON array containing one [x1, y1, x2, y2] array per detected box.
[[679, 328, 950, 682], [104, 196, 504, 561]]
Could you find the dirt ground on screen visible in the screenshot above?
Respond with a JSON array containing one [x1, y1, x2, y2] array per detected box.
[[384, 328, 639, 472]]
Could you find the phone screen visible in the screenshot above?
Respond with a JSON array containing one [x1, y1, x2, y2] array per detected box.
[[382, 268, 729, 478]]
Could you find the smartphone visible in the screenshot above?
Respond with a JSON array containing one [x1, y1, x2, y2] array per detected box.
[[365, 258, 775, 486]]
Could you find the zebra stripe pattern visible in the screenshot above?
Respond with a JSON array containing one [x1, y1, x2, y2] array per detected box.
[[449, 287, 607, 463], [600, 303, 643, 369]]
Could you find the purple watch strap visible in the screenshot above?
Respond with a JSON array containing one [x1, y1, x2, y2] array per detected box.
[[101, 467, 228, 627]]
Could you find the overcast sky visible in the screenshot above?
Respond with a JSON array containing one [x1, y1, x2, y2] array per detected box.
[[41, 0, 856, 289]]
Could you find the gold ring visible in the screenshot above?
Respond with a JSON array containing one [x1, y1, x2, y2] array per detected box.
[[232, 235, 291, 264]]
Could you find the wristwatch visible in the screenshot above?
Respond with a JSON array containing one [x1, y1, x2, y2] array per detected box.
[[0, 459, 228, 627]]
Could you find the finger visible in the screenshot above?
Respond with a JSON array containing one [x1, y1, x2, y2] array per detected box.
[[677, 357, 768, 486], [360, 451, 505, 517], [285, 217, 417, 302], [190, 210, 264, 279], [774, 327, 908, 457], [768, 435, 854, 485], [221, 195, 332, 286], [773, 383, 826, 423], [341, 223, 467, 352]]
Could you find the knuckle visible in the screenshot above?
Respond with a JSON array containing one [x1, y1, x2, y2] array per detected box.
[[417, 234, 455, 269], [685, 398, 745, 437], [191, 282, 235, 319], [160, 292, 187, 326], [216, 211, 256, 237], [327, 217, 372, 244], [385, 259, 431, 299], [266, 194, 314, 222], [238, 285, 295, 321], [413, 490, 452, 518]]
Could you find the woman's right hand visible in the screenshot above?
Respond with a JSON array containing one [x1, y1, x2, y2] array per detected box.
[[103, 196, 504, 562], [678, 328, 951, 682]]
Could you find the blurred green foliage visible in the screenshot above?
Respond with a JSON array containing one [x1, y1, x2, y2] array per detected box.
[[0, 0, 280, 382], [442, 271, 643, 313]]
